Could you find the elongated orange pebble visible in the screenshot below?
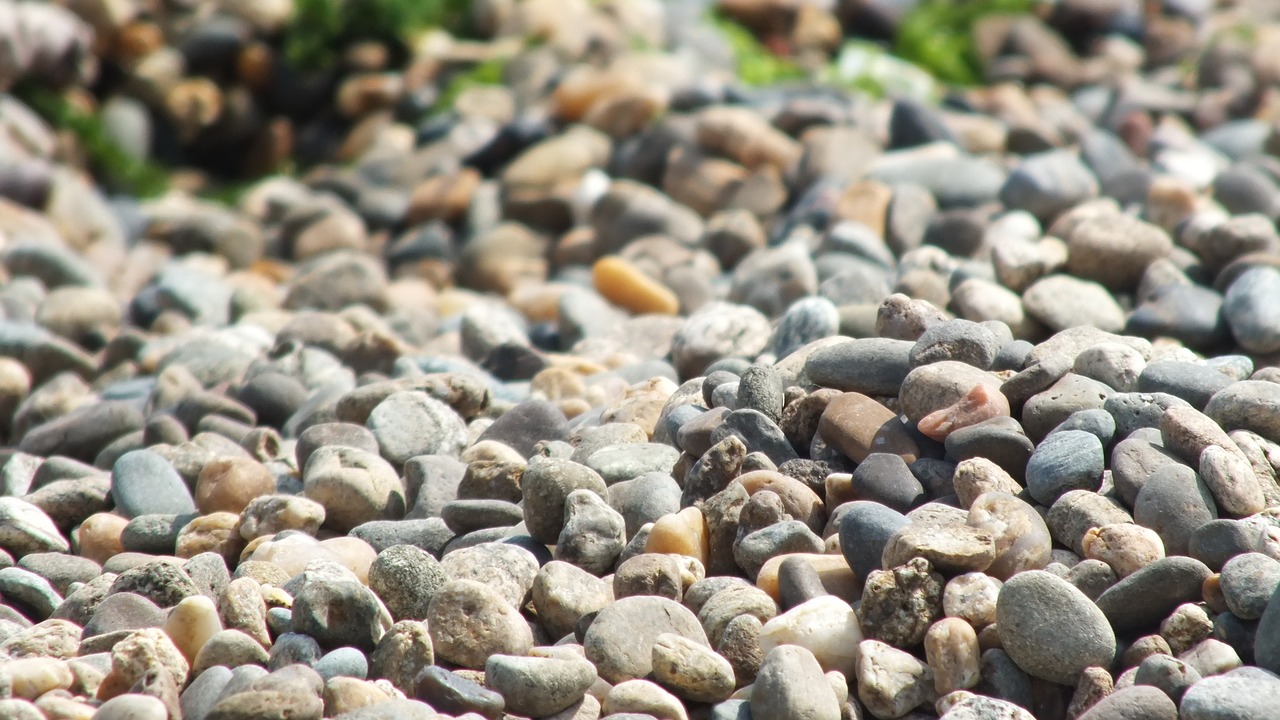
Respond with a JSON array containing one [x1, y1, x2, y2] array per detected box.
[[592, 255, 680, 315]]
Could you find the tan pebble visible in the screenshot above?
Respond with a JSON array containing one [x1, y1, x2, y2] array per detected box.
[[164, 595, 223, 664], [238, 494, 326, 540], [1203, 574, 1228, 614], [532, 367, 588, 401], [592, 256, 679, 315], [924, 617, 981, 695], [75, 512, 128, 564], [917, 383, 1011, 442], [5, 657, 73, 699], [953, 458, 1023, 509], [943, 573, 1002, 628], [100, 628, 189, 700], [0, 698, 44, 720], [836, 180, 893, 235], [603, 679, 688, 720], [324, 677, 390, 717], [736, 471, 825, 534], [175, 512, 244, 565], [695, 106, 801, 172], [220, 577, 271, 648], [34, 694, 96, 720], [646, 507, 709, 565], [195, 457, 276, 515], [600, 378, 678, 438], [318, 536, 378, 584], [1082, 523, 1165, 578]]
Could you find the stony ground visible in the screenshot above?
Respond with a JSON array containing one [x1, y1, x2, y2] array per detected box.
[[1, 0, 1280, 719]]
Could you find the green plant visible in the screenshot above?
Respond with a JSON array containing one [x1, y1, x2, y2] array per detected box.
[[431, 55, 508, 115], [893, 0, 1035, 86], [284, 0, 472, 70], [709, 12, 808, 87], [17, 86, 169, 198]]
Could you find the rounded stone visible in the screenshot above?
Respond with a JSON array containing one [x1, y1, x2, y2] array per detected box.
[[584, 595, 710, 684], [995, 570, 1116, 685], [427, 580, 533, 670]]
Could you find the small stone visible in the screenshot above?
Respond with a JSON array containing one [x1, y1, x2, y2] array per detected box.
[[855, 639, 936, 720], [290, 572, 390, 652], [671, 302, 772, 379], [604, 679, 687, 720], [427, 580, 533, 669], [593, 256, 679, 315], [557, 489, 626, 576], [485, 654, 597, 718], [651, 632, 735, 703], [1063, 214, 1172, 291], [1178, 669, 1280, 720], [838, 501, 910, 580], [1223, 266, 1280, 355], [522, 457, 608, 545], [1094, 557, 1212, 634], [996, 570, 1116, 685], [760, 595, 861, 678], [752, 645, 841, 720], [1023, 275, 1125, 333], [164, 594, 222, 664], [584, 595, 710, 684], [943, 573, 1001, 628], [881, 521, 997, 575], [302, 446, 405, 532], [1220, 553, 1280, 621], [533, 560, 614, 641], [1199, 444, 1266, 518], [1025, 430, 1105, 506], [367, 391, 468, 466], [858, 557, 943, 649], [413, 665, 504, 719], [367, 620, 432, 693], [917, 382, 1011, 442], [192, 629, 271, 675], [925, 617, 981, 695], [999, 150, 1099, 223], [195, 457, 275, 515], [1081, 524, 1165, 578], [238, 495, 326, 540], [109, 560, 199, 609], [110, 451, 197, 519]]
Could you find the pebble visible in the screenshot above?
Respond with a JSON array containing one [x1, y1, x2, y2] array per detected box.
[[1025, 430, 1105, 505], [995, 570, 1116, 685], [110, 450, 197, 519], [426, 580, 532, 670], [752, 645, 841, 720], [855, 639, 936, 719], [1094, 557, 1213, 634]]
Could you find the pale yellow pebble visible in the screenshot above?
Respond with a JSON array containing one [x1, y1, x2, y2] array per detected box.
[[164, 595, 223, 665], [248, 533, 344, 578], [75, 512, 128, 565], [592, 256, 679, 315], [5, 657, 74, 699], [646, 507, 709, 565]]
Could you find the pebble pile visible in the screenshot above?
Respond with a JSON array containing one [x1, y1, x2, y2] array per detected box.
[[3, 0, 1280, 719]]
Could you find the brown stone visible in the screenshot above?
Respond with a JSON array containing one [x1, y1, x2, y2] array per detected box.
[[818, 393, 920, 464]]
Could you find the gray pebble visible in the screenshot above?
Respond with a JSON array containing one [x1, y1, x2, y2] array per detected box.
[[1025, 430, 1105, 506], [995, 570, 1116, 685]]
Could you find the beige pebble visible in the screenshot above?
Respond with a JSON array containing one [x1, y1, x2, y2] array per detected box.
[[1081, 523, 1165, 578], [220, 577, 271, 648], [238, 494, 326, 540], [34, 694, 96, 720], [952, 458, 1023, 509], [324, 677, 390, 717], [164, 595, 223, 664], [604, 679, 688, 720], [176, 511, 244, 564], [943, 573, 1002, 628], [4, 657, 74, 699], [924, 617, 981, 695], [318, 536, 378, 584]]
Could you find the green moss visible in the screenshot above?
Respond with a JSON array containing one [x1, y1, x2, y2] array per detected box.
[[17, 87, 169, 198], [284, 0, 472, 70], [709, 12, 807, 87], [893, 0, 1035, 86]]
